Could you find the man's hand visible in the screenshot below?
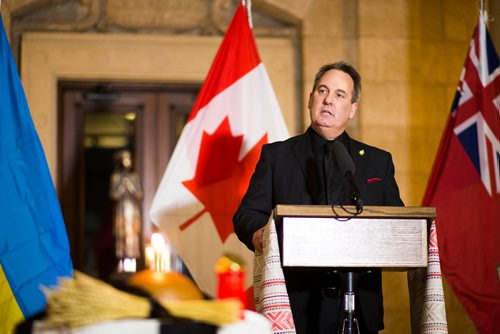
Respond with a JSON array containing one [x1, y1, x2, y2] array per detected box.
[[252, 227, 265, 253]]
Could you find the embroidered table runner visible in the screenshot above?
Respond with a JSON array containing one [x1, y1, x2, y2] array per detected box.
[[254, 216, 448, 334]]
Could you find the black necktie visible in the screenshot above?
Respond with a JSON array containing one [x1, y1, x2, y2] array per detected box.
[[323, 142, 335, 204]]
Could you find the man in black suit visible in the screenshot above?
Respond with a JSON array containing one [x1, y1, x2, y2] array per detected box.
[[233, 61, 404, 333]]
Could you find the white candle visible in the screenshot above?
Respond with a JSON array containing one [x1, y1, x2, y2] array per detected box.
[[149, 233, 171, 272], [145, 244, 154, 270]]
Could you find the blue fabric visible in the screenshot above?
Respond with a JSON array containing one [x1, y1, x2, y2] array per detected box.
[[0, 14, 73, 317]]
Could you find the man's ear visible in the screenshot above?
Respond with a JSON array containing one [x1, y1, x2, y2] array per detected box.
[[307, 92, 313, 110], [348, 103, 358, 120]]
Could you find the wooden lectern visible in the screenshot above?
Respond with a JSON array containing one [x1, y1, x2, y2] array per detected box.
[[273, 204, 436, 334], [274, 204, 435, 270]]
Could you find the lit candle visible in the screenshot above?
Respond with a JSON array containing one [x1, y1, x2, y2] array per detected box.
[[149, 233, 171, 272], [145, 243, 154, 270]]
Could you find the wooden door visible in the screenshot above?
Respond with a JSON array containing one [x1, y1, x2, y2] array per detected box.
[[58, 82, 198, 278]]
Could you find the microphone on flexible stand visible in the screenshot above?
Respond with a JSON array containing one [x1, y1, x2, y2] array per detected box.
[[332, 141, 363, 214], [331, 140, 364, 334]]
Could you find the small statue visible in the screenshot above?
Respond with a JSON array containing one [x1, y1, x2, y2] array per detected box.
[[109, 150, 143, 272]]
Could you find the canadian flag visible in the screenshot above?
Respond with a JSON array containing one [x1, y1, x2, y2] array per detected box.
[[149, 3, 289, 299]]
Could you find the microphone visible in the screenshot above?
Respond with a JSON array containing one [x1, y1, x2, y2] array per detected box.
[[332, 141, 363, 213]]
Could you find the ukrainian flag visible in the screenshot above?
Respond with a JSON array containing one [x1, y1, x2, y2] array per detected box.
[[0, 14, 73, 333]]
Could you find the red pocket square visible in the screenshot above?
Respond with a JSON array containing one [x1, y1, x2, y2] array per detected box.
[[367, 177, 382, 183]]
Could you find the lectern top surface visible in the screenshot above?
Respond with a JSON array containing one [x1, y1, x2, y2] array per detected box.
[[274, 205, 436, 220]]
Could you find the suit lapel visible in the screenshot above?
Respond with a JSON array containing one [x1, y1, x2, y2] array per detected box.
[[291, 132, 325, 204], [347, 137, 368, 192]]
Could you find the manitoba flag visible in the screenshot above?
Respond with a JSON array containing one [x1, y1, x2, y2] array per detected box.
[[422, 11, 500, 333], [149, 3, 289, 298]]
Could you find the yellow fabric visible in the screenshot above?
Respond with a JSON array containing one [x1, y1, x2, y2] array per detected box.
[[0, 264, 24, 334]]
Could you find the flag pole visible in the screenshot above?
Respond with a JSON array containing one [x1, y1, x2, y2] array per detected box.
[[479, 2, 489, 83], [479, 0, 493, 23], [480, 0, 486, 22], [242, 0, 253, 29], [480, 0, 494, 27]]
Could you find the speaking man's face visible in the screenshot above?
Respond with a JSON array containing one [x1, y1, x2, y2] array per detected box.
[[308, 69, 358, 140]]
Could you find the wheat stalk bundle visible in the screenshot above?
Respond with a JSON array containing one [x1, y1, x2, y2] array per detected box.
[[42, 271, 241, 328]]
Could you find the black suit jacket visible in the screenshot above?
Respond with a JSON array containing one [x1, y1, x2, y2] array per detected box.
[[233, 129, 404, 332]]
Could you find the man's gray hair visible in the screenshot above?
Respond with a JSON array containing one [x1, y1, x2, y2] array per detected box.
[[311, 61, 361, 103]]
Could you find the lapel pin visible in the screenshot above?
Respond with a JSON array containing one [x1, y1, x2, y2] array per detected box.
[[359, 149, 365, 156]]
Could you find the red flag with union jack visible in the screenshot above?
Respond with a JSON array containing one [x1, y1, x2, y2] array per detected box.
[[422, 11, 500, 333]]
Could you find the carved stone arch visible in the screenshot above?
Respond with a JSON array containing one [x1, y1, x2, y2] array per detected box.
[[5, 0, 101, 63], [3, 0, 308, 62]]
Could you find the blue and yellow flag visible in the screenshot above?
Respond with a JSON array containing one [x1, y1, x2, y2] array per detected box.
[[0, 15, 73, 333]]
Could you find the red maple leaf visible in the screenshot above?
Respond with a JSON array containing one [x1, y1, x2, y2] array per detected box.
[[180, 117, 267, 242]]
